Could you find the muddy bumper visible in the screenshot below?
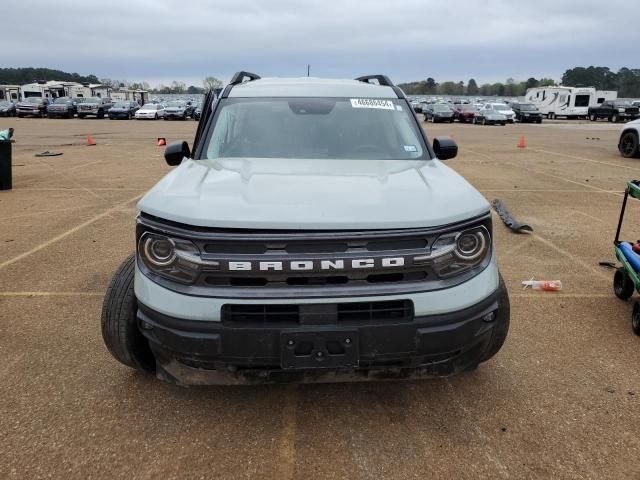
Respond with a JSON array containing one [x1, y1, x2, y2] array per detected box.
[[137, 290, 502, 385]]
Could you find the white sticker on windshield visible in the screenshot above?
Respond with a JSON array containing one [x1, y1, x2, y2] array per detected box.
[[403, 145, 418, 152], [350, 98, 395, 110], [395, 105, 403, 111]]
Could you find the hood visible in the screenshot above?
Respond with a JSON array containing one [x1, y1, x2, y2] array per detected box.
[[138, 158, 490, 230]]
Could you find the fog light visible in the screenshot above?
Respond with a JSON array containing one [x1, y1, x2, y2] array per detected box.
[[482, 312, 496, 322]]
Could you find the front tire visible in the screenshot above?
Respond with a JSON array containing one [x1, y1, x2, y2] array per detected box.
[[614, 267, 635, 300], [619, 131, 639, 158], [101, 254, 155, 373]]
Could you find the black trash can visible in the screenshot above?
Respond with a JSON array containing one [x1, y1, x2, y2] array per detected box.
[[0, 140, 11, 190]]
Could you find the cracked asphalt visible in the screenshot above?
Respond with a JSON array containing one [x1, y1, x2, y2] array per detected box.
[[1, 115, 639, 479]]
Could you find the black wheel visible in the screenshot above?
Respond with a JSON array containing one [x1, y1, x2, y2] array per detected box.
[[633, 302, 640, 336], [619, 131, 639, 158], [478, 274, 510, 364], [155, 113, 158, 120], [610, 113, 619, 123], [78, 113, 85, 119], [589, 113, 597, 121], [97, 109, 104, 119], [430, 116, 435, 123], [101, 254, 155, 373], [614, 267, 635, 300], [536, 119, 542, 124]]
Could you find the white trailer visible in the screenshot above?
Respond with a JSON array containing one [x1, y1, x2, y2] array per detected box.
[[524, 86, 595, 119], [20, 81, 83, 100], [595, 90, 618, 104], [0, 85, 20, 101]]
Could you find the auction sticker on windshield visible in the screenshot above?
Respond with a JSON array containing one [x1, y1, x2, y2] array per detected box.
[[350, 99, 395, 110]]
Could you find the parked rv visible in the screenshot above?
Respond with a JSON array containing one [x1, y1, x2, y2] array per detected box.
[[525, 86, 594, 119]]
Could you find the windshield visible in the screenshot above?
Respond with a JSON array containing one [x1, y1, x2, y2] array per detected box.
[[24, 97, 42, 103], [204, 98, 427, 160], [84, 97, 101, 103], [614, 100, 631, 107], [433, 104, 451, 112], [0, 101, 12, 107], [113, 102, 129, 108], [144, 104, 158, 110], [518, 104, 537, 111], [459, 105, 477, 112], [167, 101, 184, 107], [73, 98, 85, 103], [493, 104, 510, 110], [53, 97, 70, 104]]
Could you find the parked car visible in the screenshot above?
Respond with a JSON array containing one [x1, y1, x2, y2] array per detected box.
[[453, 104, 478, 123], [511, 102, 543, 123], [410, 99, 423, 113], [483, 103, 515, 123], [16, 97, 49, 117], [164, 101, 190, 120], [589, 100, 640, 123], [618, 119, 640, 158], [473, 107, 507, 126], [47, 97, 77, 119], [108, 101, 140, 120], [0, 100, 16, 117], [192, 101, 203, 120], [77, 97, 113, 119], [135, 103, 165, 120], [424, 104, 455, 123], [100, 72, 510, 386]]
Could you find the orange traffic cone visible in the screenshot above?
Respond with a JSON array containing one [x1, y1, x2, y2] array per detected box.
[[157, 137, 166, 146], [518, 135, 526, 148], [86, 133, 96, 146]]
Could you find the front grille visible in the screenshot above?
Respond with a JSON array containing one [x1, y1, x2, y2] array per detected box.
[[222, 300, 413, 325], [137, 212, 492, 298]]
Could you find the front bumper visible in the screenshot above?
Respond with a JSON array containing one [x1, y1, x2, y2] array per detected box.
[[165, 111, 186, 118], [134, 262, 501, 384]]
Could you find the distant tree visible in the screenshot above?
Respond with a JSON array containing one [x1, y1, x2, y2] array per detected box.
[[525, 77, 539, 90], [479, 83, 492, 96], [439, 81, 459, 95], [504, 78, 518, 97], [187, 85, 204, 94], [538, 78, 556, 87], [203, 76, 223, 91], [492, 83, 506, 96], [467, 78, 479, 95], [425, 77, 437, 94]]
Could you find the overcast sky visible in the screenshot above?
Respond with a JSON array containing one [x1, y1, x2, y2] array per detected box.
[[3, 0, 640, 87]]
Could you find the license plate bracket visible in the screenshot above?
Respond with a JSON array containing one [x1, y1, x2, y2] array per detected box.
[[280, 330, 359, 370]]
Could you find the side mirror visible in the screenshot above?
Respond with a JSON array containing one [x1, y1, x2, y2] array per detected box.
[[433, 136, 458, 160], [164, 141, 191, 166]]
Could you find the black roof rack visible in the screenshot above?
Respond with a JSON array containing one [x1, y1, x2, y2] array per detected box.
[[355, 75, 394, 87], [221, 71, 261, 99], [229, 71, 261, 86], [356, 75, 405, 99]]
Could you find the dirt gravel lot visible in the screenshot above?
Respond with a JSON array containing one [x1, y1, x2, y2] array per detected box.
[[1, 115, 640, 479]]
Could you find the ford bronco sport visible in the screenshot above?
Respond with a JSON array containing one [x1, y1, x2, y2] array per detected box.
[[101, 72, 510, 385]]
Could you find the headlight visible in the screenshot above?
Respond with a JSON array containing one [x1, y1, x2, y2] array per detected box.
[[421, 226, 491, 278], [618, 108, 625, 113], [138, 232, 211, 284]]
